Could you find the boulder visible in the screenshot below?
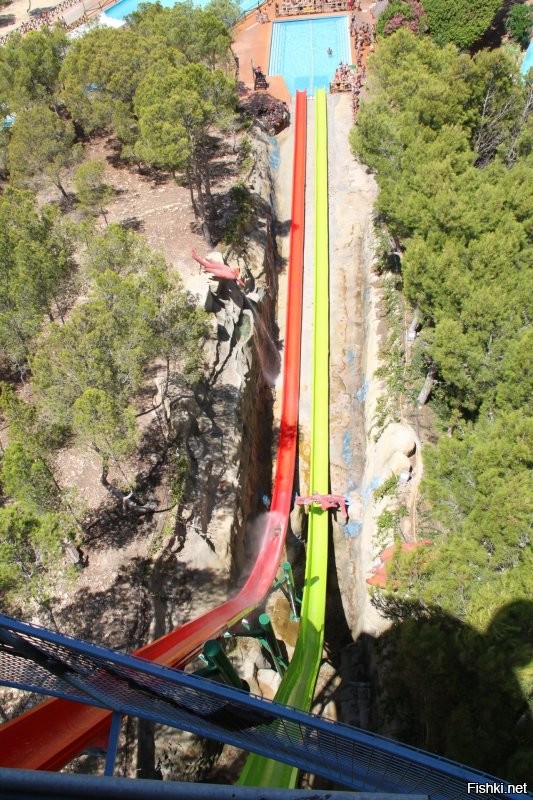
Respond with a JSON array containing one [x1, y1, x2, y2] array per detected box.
[[256, 668, 282, 700], [383, 451, 411, 478]]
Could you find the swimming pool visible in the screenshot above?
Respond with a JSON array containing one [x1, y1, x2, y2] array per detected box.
[[521, 39, 533, 76], [104, 0, 258, 21], [269, 16, 350, 96]]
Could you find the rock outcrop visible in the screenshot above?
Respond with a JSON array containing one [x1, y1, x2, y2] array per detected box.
[[159, 130, 280, 607], [144, 130, 284, 782]]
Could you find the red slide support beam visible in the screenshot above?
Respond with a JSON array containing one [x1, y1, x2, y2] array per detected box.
[[0, 90, 308, 771]]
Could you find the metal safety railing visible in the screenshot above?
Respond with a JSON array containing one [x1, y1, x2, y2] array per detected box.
[[0, 615, 530, 800], [0, 769, 426, 799]]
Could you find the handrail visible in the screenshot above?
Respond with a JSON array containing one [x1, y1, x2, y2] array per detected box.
[[274, 0, 352, 17]]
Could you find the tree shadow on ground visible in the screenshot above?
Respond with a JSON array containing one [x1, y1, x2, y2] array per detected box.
[[203, 132, 242, 184], [81, 409, 174, 553], [214, 189, 276, 253], [120, 216, 144, 231], [308, 518, 356, 726], [54, 557, 151, 652], [335, 596, 533, 785], [54, 555, 226, 655], [29, 6, 54, 15], [149, 551, 228, 642], [324, 519, 355, 660], [274, 217, 292, 239], [83, 504, 152, 552], [309, 520, 532, 785], [470, 0, 516, 53], [104, 142, 170, 187]]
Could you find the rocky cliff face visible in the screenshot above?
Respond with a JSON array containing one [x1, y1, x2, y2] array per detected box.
[[134, 130, 284, 782], [167, 128, 281, 623]]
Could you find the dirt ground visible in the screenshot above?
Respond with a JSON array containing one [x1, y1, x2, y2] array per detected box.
[[48, 131, 240, 509], [88, 137, 217, 296]]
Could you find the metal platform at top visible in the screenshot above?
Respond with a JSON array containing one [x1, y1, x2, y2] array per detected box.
[[0, 615, 530, 800], [0, 769, 428, 800]]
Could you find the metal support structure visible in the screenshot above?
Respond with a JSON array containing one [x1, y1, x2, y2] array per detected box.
[[282, 561, 300, 621], [103, 712, 122, 777], [258, 613, 287, 676], [271, 562, 301, 621], [295, 493, 349, 519], [0, 614, 530, 800], [0, 769, 423, 800], [194, 654, 219, 681], [202, 640, 246, 690], [225, 616, 287, 676]]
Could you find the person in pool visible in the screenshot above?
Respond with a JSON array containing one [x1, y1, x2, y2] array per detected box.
[[327, 47, 333, 55]]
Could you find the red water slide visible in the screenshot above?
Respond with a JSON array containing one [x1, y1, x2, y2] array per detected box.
[[0, 90, 308, 771]]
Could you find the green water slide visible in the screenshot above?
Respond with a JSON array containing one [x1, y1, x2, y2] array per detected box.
[[239, 87, 330, 789]]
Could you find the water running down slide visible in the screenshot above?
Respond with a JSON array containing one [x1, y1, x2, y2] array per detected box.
[[0, 91, 308, 771], [239, 87, 330, 788]]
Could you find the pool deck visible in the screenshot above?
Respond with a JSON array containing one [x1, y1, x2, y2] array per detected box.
[[232, 0, 374, 102], [2, 0, 372, 101]]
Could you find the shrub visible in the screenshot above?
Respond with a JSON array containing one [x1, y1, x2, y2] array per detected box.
[[422, 0, 502, 49], [505, 3, 533, 49]]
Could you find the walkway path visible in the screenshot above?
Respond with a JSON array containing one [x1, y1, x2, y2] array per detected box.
[[0, 0, 111, 39]]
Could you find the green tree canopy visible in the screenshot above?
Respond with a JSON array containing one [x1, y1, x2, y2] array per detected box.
[[0, 27, 68, 112], [30, 233, 207, 430], [351, 32, 532, 419], [1, 442, 60, 514], [31, 274, 156, 426], [505, 2, 533, 49], [72, 388, 138, 470], [60, 27, 148, 135], [129, 1, 234, 72], [205, 0, 242, 29], [134, 61, 236, 239], [0, 384, 69, 513], [354, 31, 532, 779], [83, 223, 158, 278], [0, 188, 77, 366], [74, 159, 115, 222], [376, 0, 428, 37], [422, 0, 503, 49], [0, 505, 65, 611], [8, 104, 83, 198]]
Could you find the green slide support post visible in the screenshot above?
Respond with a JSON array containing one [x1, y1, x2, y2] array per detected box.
[[239, 87, 330, 788], [270, 562, 300, 621], [283, 562, 300, 621], [258, 613, 287, 676], [224, 617, 287, 677], [202, 640, 246, 690]]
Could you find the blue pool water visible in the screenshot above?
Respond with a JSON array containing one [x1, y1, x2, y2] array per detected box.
[[104, 0, 258, 21], [105, 0, 174, 17], [521, 39, 533, 76], [269, 16, 350, 96]]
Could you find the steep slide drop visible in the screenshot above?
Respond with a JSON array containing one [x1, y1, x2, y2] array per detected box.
[[239, 87, 330, 789], [0, 91, 308, 772]]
